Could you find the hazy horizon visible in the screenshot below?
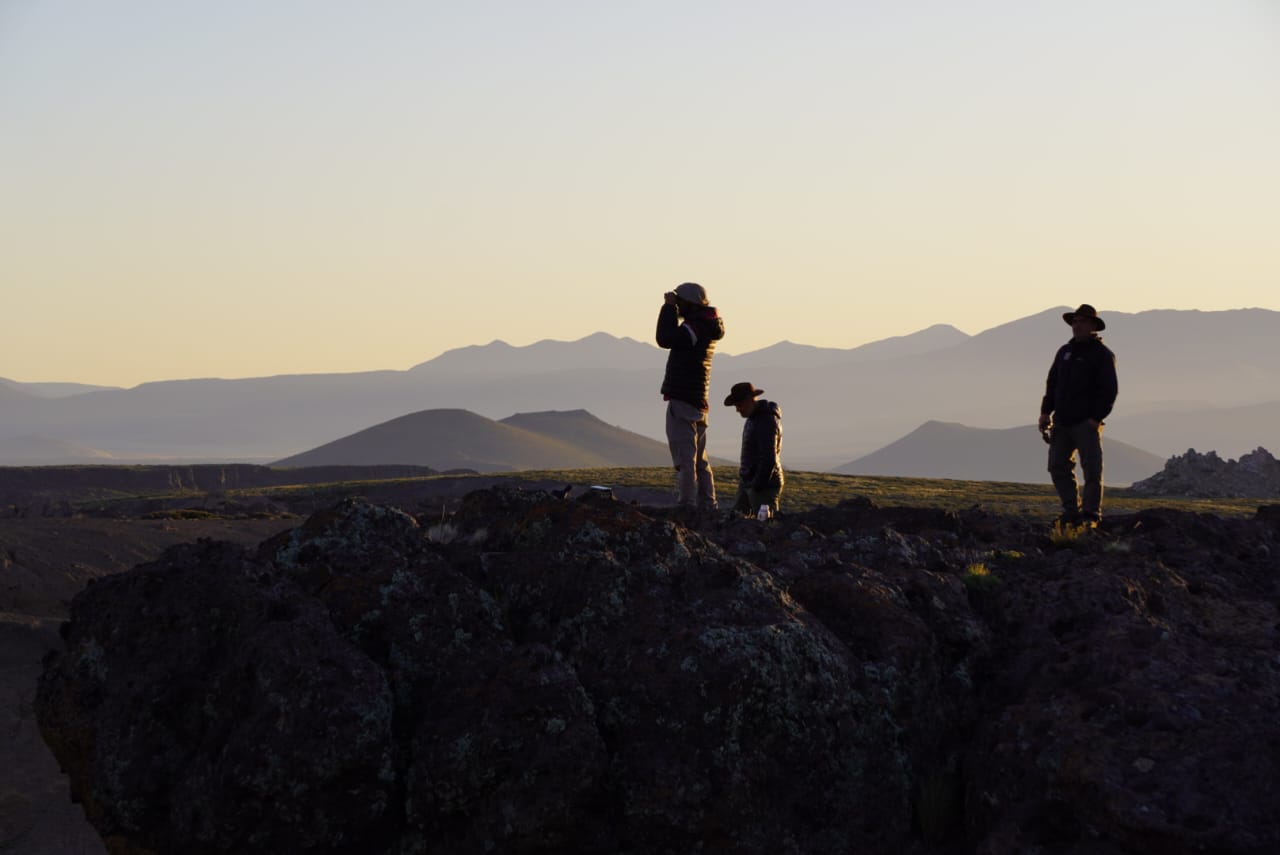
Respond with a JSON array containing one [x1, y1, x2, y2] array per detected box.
[[4, 303, 1279, 388], [4, 2, 1278, 387]]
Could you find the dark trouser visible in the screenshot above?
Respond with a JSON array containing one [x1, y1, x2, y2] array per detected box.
[[1047, 420, 1104, 520], [732, 481, 782, 516]]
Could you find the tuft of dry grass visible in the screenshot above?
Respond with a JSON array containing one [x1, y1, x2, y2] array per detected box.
[[1048, 520, 1091, 548], [963, 562, 1002, 611]]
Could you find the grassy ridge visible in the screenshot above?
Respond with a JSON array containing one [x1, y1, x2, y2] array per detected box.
[[237, 467, 1262, 519], [21, 464, 1262, 518], [511, 468, 1264, 517]]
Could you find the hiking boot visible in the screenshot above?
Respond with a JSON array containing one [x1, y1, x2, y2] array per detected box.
[[1054, 510, 1081, 527]]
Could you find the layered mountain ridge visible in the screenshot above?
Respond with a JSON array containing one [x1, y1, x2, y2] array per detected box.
[[5, 307, 1278, 470]]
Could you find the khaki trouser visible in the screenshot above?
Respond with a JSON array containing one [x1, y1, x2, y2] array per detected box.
[[1048, 420, 1104, 520], [665, 399, 716, 508]]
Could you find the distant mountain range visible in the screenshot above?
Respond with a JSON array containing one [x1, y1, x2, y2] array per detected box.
[[835, 421, 1165, 487], [3, 306, 1278, 472], [273, 409, 676, 472]]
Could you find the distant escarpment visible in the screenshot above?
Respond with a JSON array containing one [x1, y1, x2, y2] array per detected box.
[[37, 490, 1280, 854], [1130, 447, 1280, 498], [0, 464, 443, 514], [0, 463, 442, 493]]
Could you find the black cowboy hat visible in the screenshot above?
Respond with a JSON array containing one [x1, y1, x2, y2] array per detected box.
[[1063, 304, 1105, 331], [724, 382, 764, 406]]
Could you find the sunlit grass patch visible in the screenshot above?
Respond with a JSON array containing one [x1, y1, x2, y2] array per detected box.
[[963, 562, 1000, 592], [1049, 520, 1089, 548]]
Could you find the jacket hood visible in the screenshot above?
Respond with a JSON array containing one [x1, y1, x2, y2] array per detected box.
[[696, 306, 725, 341], [753, 400, 781, 419]]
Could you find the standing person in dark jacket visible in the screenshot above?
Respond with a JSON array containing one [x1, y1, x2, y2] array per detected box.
[[724, 382, 784, 517], [657, 282, 725, 510], [1038, 304, 1119, 527]]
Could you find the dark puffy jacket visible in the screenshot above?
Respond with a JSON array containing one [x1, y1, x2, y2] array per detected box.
[[739, 400, 783, 490], [1040, 335, 1118, 426], [657, 304, 725, 410]]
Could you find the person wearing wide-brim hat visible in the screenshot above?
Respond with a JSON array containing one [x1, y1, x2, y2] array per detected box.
[[1037, 304, 1118, 527], [724, 382, 784, 518]]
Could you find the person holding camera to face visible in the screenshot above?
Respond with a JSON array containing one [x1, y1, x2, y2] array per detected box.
[[656, 282, 725, 510]]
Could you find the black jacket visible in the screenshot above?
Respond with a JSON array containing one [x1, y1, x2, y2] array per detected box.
[[657, 304, 725, 410], [1040, 335, 1118, 426], [739, 400, 783, 490]]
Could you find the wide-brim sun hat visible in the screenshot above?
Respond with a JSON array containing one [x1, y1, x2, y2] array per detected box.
[[1063, 303, 1105, 331], [724, 382, 764, 406]]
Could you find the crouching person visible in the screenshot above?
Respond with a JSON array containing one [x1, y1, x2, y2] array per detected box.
[[725, 382, 784, 517]]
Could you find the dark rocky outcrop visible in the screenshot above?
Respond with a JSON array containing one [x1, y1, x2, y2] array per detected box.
[[1130, 447, 1280, 498], [36, 490, 1280, 854], [0, 464, 455, 520]]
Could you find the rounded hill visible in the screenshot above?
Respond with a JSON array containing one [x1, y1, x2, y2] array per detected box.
[[272, 408, 671, 472]]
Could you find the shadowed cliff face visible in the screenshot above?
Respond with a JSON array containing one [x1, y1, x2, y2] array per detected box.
[[35, 490, 1280, 855]]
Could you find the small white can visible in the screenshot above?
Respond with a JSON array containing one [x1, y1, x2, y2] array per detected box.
[[757, 505, 771, 521]]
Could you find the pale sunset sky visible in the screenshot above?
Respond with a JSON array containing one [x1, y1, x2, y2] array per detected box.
[[3, 1, 1278, 387]]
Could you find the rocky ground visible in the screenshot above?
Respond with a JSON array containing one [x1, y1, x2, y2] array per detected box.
[[28, 488, 1280, 854]]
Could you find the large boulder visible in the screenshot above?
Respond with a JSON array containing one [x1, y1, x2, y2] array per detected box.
[[35, 490, 1280, 854], [37, 493, 989, 854]]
